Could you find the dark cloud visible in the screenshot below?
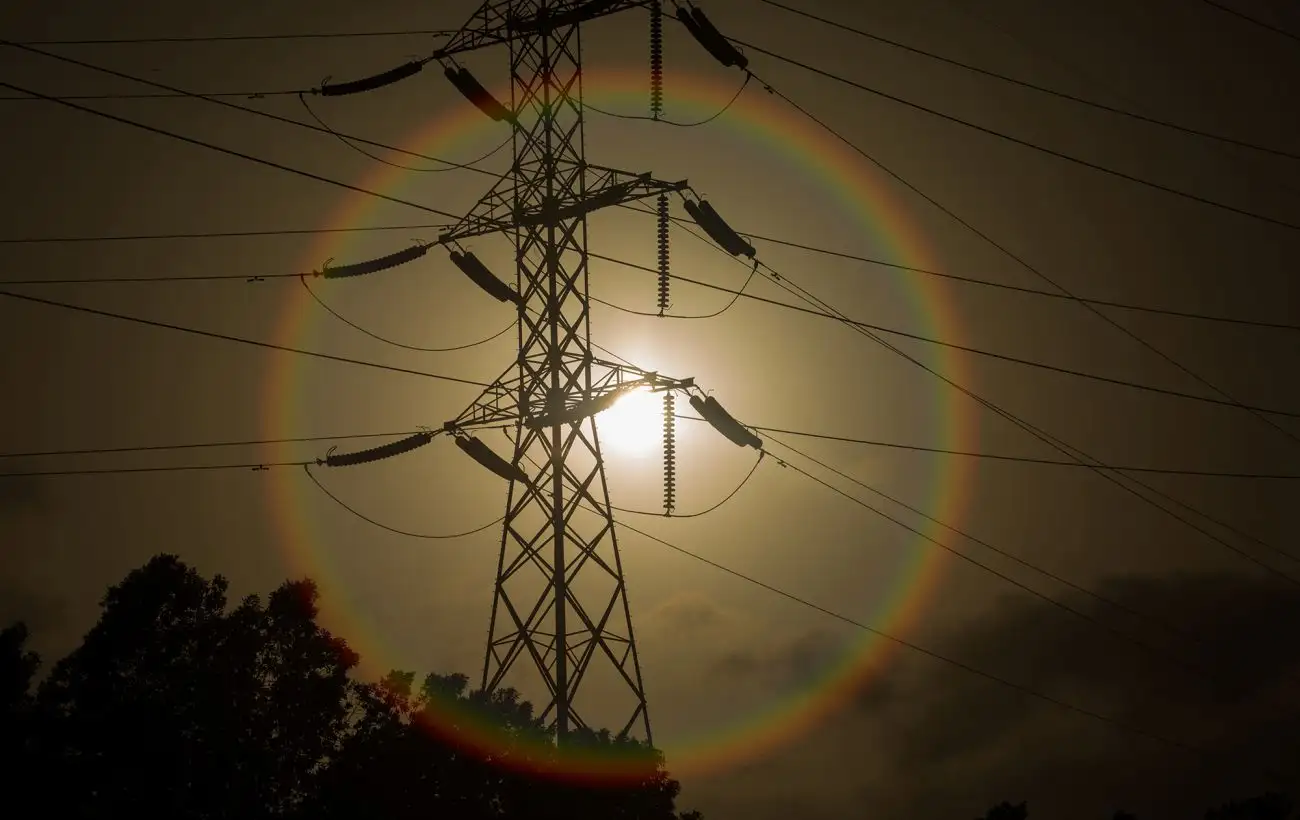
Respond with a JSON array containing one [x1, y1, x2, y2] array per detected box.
[[707, 570, 1300, 820], [644, 591, 735, 638]]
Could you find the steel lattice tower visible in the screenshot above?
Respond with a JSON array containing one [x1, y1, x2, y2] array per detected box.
[[434, 1, 692, 746]]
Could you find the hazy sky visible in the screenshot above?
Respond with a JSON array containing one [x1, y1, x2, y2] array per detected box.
[[2, 0, 1299, 817]]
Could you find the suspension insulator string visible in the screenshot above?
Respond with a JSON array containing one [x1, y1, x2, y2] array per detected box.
[[650, 0, 664, 120], [656, 193, 670, 315], [663, 392, 677, 516]]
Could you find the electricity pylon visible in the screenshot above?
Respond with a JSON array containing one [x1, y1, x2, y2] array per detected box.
[[432, 0, 693, 746]]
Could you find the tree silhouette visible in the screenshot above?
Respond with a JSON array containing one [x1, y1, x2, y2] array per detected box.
[[0, 621, 40, 786], [6, 554, 699, 819], [30, 555, 358, 818], [976, 800, 1029, 820]]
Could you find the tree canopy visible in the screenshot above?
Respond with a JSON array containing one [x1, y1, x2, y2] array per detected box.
[[3, 554, 697, 820], [4, 554, 1292, 819]]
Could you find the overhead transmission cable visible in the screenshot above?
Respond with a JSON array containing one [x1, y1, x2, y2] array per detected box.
[[662, 34, 1300, 574], [666, 201, 1300, 580], [11, 29, 457, 45], [0, 79, 465, 222], [1197, 0, 1300, 45], [11, 218, 1296, 336], [5, 39, 1294, 333], [763, 432, 1300, 653], [0, 436, 1275, 781], [610, 450, 766, 517], [722, 37, 1300, 233], [4, 418, 1297, 480], [614, 199, 1300, 333], [606, 513, 1286, 781], [12, 24, 1289, 571], [0, 89, 307, 101], [677, 227, 1300, 583], [754, 441, 1298, 685], [620, 17, 1297, 581], [297, 91, 512, 172], [0, 431, 425, 460], [302, 463, 504, 539], [0, 41, 520, 181], [7, 242, 1295, 418], [720, 66, 1300, 554], [585, 72, 751, 126], [0, 460, 311, 478], [0, 288, 489, 388], [757, 0, 1300, 162], [587, 251, 1300, 419], [297, 275, 514, 353], [739, 15, 1300, 449]]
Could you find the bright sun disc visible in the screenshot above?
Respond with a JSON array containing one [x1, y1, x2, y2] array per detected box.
[[596, 388, 663, 456]]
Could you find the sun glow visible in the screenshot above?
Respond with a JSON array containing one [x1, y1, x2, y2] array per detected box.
[[596, 388, 664, 456]]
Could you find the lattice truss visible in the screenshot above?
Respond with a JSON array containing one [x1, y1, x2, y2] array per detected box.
[[436, 0, 686, 743]]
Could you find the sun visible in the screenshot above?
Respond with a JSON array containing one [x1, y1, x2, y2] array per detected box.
[[596, 387, 665, 456]]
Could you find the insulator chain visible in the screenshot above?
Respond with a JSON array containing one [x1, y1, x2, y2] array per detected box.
[[663, 392, 677, 515], [650, 1, 664, 120], [656, 193, 670, 315]]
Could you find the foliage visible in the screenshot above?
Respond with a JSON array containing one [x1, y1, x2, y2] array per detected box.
[[3, 554, 696, 820]]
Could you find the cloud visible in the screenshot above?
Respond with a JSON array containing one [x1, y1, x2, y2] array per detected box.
[[643, 590, 737, 637], [696, 570, 1300, 820]]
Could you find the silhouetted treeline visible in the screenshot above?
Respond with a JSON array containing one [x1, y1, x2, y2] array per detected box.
[[4, 554, 1292, 820], [0, 554, 699, 820]]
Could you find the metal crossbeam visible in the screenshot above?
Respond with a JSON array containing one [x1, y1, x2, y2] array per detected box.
[[442, 0, 688, 747]]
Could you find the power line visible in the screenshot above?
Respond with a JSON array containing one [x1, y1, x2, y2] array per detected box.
[[713, 64, 1300, 574], [0, 78, 465, 223], [12, 243, 1287, 418], [0, 224, 448, 245], [11, 29, 455, 45], [0, 288, 490, 388], [7, 27, 1290, 586], [730, 37, 1300, 233], [760, 440, 1299, 680], [0, 41, 505, 181], [297, 91, 513, 173], [0, 430, 421, 460], [611, 451, 766, 517], [0, 432, 1274, 776], [4, 39, 1292, 338], [749, 73, 1300, 450], [728, 55, 1300, 568], [0, 90, 304, 101], [730, 217, 1300, 332], [303, 463, 504, 539], [653, 156, 1300, 585], [589, 252, 1300, 418], [757, 0, 1300, 162], [1198, 0, 1300, 45], [7, 244, 1296, 418], [8, 216, 1298, 334], [0, 460, 310, 478], [764, 437, 1299, 652], [740, 421, 1300, 480], [4, 416, 1295, 481], [298, 276, 515, 353], [610, 515, 1266, 773]]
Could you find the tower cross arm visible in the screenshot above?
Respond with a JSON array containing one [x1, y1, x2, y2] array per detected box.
[[444, 359, 693, 434], [434, 0, 654, 60], [438, 168, 687, 246]]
